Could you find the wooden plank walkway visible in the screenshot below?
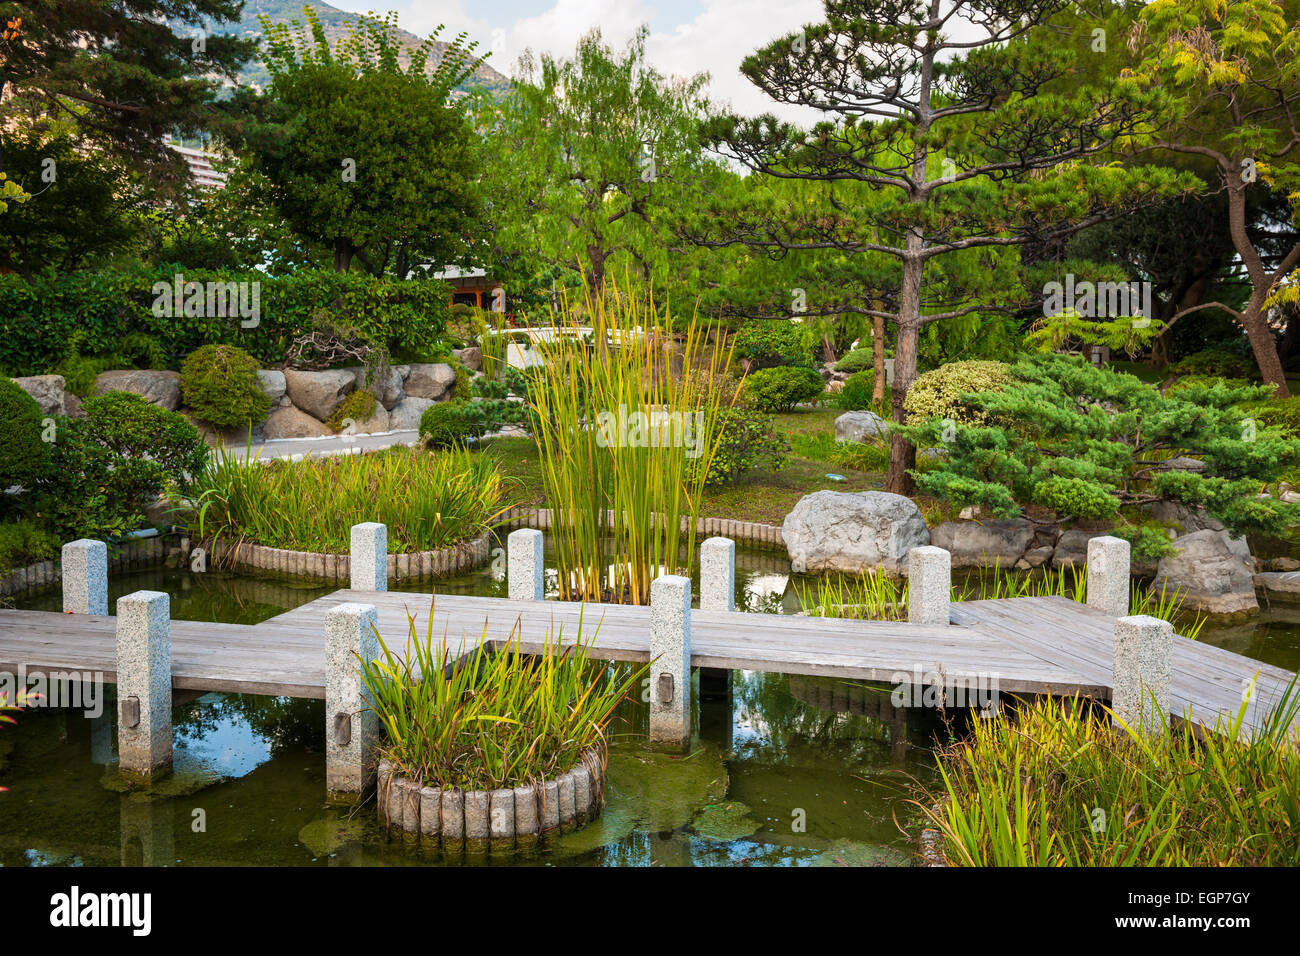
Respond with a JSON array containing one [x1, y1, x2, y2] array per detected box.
[[0, 591, 1294, 737]]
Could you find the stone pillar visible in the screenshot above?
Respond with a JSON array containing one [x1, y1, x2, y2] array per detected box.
[[350, 522, 387, 592], [699, 536, 735, 612], [508, 528, 544, 601], [62, 539, 107, 615], [907, 546, 951, 626], [115, 590, 172, 779], [325, 602, 380, 801], [649, 574, 691, 750], [1087, 535, 1131, 618], [1112, 614, 1173, 735]]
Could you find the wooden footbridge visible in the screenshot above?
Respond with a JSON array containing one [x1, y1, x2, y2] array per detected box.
[[0, 529, 1295, 789]]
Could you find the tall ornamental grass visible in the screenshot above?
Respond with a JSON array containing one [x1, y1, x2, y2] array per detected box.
[[913, 684, 1300, 866], [528, 287, 735, 603], [189, 445, 512, 554], [358, 603, 646, 790]]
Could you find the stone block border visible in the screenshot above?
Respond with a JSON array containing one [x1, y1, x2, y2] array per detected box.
[[207, 533, 491, 584], [0, 535, 173, 599], [377, 745, 606, 853], [498, 506, 786, 552]]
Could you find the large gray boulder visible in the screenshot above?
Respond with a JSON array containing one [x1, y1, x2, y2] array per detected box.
[[388, 396, 435, 431], [782, 490, 930, 575], [834, 410, 889, 443], [93, 369, 182, 411], [343, 404, 391, 435], [1153, 529, 1258, 615], [930, 519, 1035, 569], [452, 347, 483, 372], [347, 365, 405, 411], [283, 369, 355, 421], [12, 374, 67, 417], [404, 363, 457, 401], [261, 405, 331, 440], [257, 370, 286, 403], [1052, 528, 1101, 568], [1254, 571, 1300, 602]]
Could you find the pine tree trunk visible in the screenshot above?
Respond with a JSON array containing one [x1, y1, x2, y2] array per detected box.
[[885, 248, 924, 495], [1243, 299, 1291, 397], [872, 311, 886, 405]]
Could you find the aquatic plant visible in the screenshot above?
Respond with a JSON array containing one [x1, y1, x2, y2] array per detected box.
[[527, 285, 734, 603], [189, 445, 513, 555], [357, 603, 646, 790], [795, 564, 1205, 638], [911, 683, 1300, 866]]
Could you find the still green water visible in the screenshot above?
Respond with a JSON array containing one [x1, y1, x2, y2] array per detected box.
[[1, 541, 1295, 866]]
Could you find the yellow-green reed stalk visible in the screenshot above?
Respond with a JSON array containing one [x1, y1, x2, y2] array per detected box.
[[528, 285, 735, 604]]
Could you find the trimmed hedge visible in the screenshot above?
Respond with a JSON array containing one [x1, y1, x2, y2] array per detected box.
[[903, 360, 1013, 425], [0, 267, 450, 375], [742, 365, 826, 412], [0, 378, 51, 491], [181, 344, 272, 430]]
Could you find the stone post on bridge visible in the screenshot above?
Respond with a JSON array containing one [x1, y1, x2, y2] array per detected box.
[[698, 537, 734, 703], [507, 528, 544, 601], [62, 539, 107, 616], [115, 590, 172, 780], [325, 602, 380, 803], [1087, 536, 1131, 618], [649, 574, 691, 750], [350, 522, 387, 592], [908, 546, 951, 626], [1112, 614, 1172, 735]]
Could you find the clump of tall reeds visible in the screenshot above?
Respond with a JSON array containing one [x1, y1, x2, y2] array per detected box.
[[911, 683, 1300, 866], [188, 445, 513, 554], [357, 603, 646, 790], [527, 285, 735, 603]]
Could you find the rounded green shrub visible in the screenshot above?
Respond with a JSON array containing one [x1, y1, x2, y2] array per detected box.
[[742, 365, 825, 412], [833, 348, 875, 374], [903, 360, 1012, 425], [1170, 349, 1255, 381], [836, 370, 876, 410], [419, 401, 479, 448], [0, 378, 52, 490], [1241, 395, 1300, 436], [326, 389, 377, 431], [180, 344, 272, 430]]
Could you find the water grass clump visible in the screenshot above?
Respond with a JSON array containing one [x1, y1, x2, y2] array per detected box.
[[358, 605, 646, 791], [189, 445, 512, 554], [912, 685, 1300, 866], [527, 284, 735, 603]]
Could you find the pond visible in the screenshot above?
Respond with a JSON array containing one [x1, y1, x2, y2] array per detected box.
[[1, 538, 1295, 866]]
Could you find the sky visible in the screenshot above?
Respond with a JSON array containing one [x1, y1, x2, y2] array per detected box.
[[328, 0, 827, 121]]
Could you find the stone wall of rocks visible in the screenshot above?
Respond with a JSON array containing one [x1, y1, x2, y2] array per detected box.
[[9, 346, 482, 443], [206, 534, 490, 583], [377, 746, 605, 852]]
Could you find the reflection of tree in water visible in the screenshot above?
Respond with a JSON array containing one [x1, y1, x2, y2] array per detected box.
[[173, 694, 324, 753], [731, 671, 895, 766]]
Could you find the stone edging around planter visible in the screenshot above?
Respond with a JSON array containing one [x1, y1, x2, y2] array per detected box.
[[206, 533, 490, 584], [0, 534, 177, 599], [498, 506, 787, 552], [377, 746, 606, 852]]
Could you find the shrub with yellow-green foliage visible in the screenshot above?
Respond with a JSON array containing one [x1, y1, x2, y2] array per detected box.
[[902, 360, 1012, 425], [325, 389, 377, 431]]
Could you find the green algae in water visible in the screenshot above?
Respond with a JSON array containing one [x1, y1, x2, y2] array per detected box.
[[811, 838, 913, 867], [692, 801, 761, 842]]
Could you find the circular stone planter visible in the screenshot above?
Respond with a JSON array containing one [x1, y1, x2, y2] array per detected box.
[[377, 745, 606, 853], [207, 533, 490, 584]]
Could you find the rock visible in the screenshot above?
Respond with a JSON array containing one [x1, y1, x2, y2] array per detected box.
[[64, 392, 84, 419], [929, 519, 1034, 569], [1271, 557, 1300, 572], [404, 363, 457, 401], [1020, 546, 1054, 569], [92, 370, 182, 411], [277, 395, 293, 407], [388, 396, 434, 431], [12, 374, 66, 417], [1153, 529, 1258, 615], [452, 347, 483, 373], [1163, 456, 1206, 473], [782, 490, 930, 575], [1254, 571, 1300, 601], [346, 365, 404, 411], [261, 405, 331, 440], [394, 365, 411, 381], [343, 405, 390, 435], [283, 369, 355, 421], [835, 410, 889, 442], [1052, 529, 1102, 568], [256, 370, 286, 403], [1146, 500, 1224, 534]]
